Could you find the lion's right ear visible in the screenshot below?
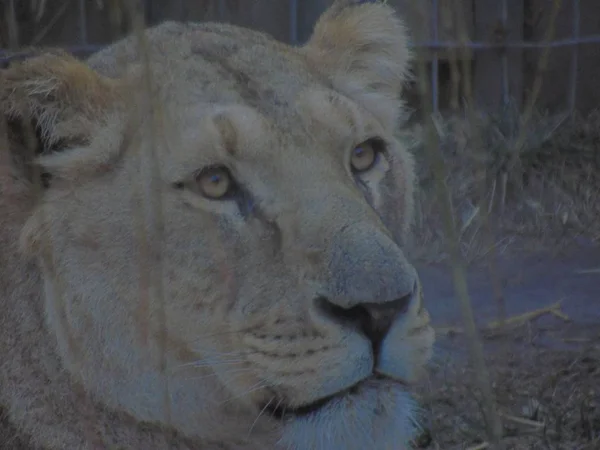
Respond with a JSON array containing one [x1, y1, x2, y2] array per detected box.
[[1, 51, 128, 181], [1, 51, 124, 147]]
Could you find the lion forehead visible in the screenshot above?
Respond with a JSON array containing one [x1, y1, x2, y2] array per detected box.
[[87, 22, 327, 122]]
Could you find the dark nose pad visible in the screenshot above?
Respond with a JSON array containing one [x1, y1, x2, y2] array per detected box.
[[315, 282, 417, 359]]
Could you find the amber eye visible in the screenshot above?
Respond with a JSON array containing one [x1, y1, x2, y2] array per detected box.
[[195, 166, 234, 199], [350, 141, 379, 173]]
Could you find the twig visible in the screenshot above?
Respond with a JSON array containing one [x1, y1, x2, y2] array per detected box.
[[485, 300, 570, 329], [413, 8, 504, 445], [123, 0, 171, 427], [466, 443, 490, 450], [499, 412, 545, 428], [435, 300, 571, 336], [31, 0, 73, 45], [574, 267, 600, 274]]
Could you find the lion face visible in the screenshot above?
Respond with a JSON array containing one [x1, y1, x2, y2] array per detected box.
[[2, 1, 434, 449]]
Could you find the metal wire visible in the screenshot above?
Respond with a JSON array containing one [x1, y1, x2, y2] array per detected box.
[[5, 35, 600, 65], [217, 0, 226, 21], [78, 0, 87, 45], [414, 35, 600, 49], [2, 0, 600, 113], [501, 0, 509, 105], [431, 0, 439, 114], [5, 35, 600, 61], [289, 0, 298, 45], [569, 0, 581, 111]]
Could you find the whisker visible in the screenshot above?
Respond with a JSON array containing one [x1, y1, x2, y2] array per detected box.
[[182, 367, 255, 382], [247, 397, 274, 437], [189, 328, 257, 342], [169, 348, 260, 373], [218, 381, 269, 407], [201, 349, 251, 356], [172, 359, 247, 371], [186, 348, 261, 361]]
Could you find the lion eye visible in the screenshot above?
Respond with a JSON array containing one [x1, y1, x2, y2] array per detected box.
[[350, 141, 378, 173], [195, 166, 234, 199]]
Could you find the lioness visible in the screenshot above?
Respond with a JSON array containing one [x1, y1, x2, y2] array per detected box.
[[0, 1, 434, 449]]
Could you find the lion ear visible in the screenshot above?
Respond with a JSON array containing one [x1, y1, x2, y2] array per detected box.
[[1, 51, 127, 180], [303, 0, 411, 128], [1, 50, 123, 146]]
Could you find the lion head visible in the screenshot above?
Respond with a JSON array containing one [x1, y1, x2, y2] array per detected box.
[[0, 1, 434, 449]]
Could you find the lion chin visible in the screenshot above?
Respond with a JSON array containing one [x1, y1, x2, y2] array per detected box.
[[277, 378, 417, 450]]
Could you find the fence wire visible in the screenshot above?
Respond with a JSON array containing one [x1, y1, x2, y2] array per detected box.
[[1, 0, 600, 113]]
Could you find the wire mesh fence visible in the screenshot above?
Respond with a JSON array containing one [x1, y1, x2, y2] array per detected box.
[[2, 0, 600, 113]]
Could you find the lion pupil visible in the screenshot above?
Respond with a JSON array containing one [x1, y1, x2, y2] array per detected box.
[[210, 174, 224, 186]]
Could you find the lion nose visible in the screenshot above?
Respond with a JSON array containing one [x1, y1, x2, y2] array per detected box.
[[315, 281, 417, 356]]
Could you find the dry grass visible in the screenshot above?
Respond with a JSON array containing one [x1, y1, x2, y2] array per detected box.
[[405, 105, 600, 265], [404, 101, 600, 448], [413, 321, 600, 450]]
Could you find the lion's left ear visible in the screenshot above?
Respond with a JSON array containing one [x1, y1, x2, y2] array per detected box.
[[303, 0, 411, 128]]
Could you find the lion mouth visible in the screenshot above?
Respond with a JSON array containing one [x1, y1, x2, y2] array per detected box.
[[264, 373, 405, 420]]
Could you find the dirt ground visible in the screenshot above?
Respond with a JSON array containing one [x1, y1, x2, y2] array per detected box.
[[412, 243, 600, 449]]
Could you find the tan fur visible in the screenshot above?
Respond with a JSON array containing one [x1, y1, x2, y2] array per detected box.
[[0, 1, 434, 449]]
